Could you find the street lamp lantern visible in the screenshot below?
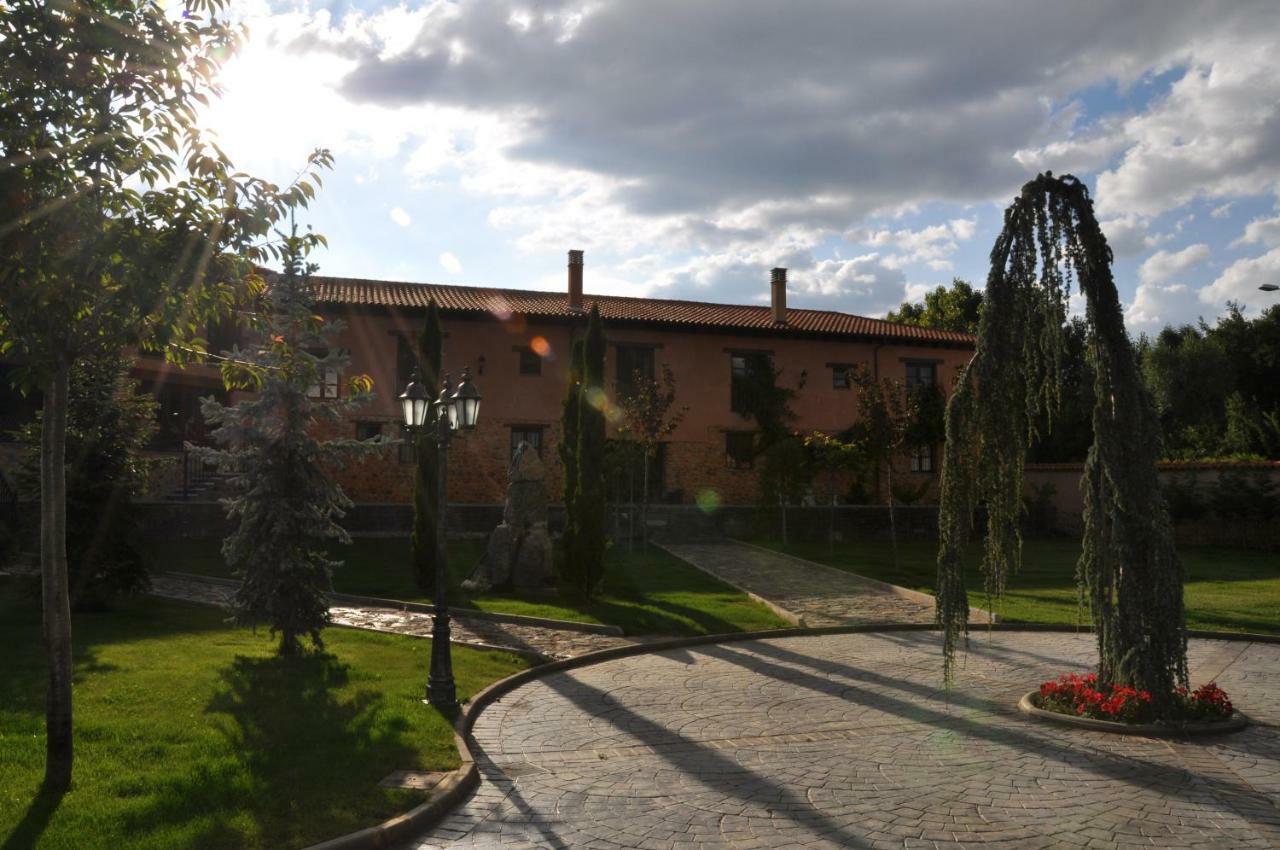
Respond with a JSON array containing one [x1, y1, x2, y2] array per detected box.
[[451, 367, 482, 431], [399, 370, 432, 430]]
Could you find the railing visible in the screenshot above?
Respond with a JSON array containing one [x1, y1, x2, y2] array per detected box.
[[179, 446, 219, 501]]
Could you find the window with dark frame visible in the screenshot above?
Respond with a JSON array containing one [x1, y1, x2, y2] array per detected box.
[[510, 426, 544, 459], [910, 443, 935, 474], [615, 345, 655, 397], [725, 431, 755, 469], [905, 361, 937, 391], [831, 364, 851, 389], [730, 351, 771, 414], [518, 347, 542, 376], [396, 335, 417, 388], [355, 421, 382, 441], [305, 349, 340, 398]]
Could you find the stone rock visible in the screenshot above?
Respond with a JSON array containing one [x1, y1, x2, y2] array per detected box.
[[511, 523, 552, 592], [463, 441, 552, 593]]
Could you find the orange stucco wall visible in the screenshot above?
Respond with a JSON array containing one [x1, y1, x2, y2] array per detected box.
[[322, 304, 973, 505]]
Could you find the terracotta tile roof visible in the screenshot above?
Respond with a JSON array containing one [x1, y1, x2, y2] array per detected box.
[[311, 275, 975, 347]]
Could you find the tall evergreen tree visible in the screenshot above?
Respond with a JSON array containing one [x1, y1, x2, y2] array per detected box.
[[559, 339, 585, 588], [936, 173, 1187, 718], [199, 224, 375, 656], [411, 300, 443, 591], [575, 306, 608, 596]]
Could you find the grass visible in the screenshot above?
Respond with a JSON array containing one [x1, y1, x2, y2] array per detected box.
[[748, 537, 1280, 635], [0, 577, 528, 850], [142, 538, 789, 637]]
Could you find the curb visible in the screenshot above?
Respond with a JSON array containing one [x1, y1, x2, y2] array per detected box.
[[653, 542, 806, 626], [714, 539, 1000, 624], [161, 571, 624, 636], [299, 623, 1273, 850], [1017, 691, 1250, 736]]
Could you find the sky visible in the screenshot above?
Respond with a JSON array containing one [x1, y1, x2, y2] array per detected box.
[[199, 0, 1280, 332]]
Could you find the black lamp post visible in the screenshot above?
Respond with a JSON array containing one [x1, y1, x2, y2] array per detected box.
[[399, 367, 482, 709]]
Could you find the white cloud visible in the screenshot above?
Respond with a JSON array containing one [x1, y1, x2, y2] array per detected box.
[[1232, 215, 1280, 248], [389, 206, 412, 227], [1137, 243, 1210, 287], [1211, 202, 1234, 219], [1126, 282, 1205, 331], [1199, 247, 1280, 309], [845, 219, 976, 269], [439, 251, 462, 273]]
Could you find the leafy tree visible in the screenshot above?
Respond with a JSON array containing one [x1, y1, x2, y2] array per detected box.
[[936, 174, 1186, 719], [198, 223, 374, 656], [803, 431, 869, 554], [0, 0, 325, 789], [886, 278, 984, 334], [574, 306, 608, 596], [411, 300, 443, 591], [1140, 324, 1233, 458], [558, 339, 584, 587], [617, 363, 688, 549], [13, 354, 158, 609]]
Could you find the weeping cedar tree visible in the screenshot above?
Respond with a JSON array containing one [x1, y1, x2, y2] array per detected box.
[[559, 339, 585, 587], [411, 300, 443, 591], [936, 173, 1187, 718], [575, 306, 609, 596], [0, 0, 328, 790], [14, 354, 158, 609], [198, 224, 376, 656]]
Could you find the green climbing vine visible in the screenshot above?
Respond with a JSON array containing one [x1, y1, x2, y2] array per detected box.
[[936, 173, 1188, 718]]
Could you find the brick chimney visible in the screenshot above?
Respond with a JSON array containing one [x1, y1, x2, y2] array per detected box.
[[568, 249, 584, 311], [770, 267, 787, 324]]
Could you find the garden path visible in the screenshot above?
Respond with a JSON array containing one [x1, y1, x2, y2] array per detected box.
[[659, 540, 992, 626], [408, 631, 1280, 850], [148, 573, 648, 661]]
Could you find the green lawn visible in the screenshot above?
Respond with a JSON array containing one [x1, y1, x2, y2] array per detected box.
[[749, 537, 1280, 635], [0, 577, 528, 850], [142, 538, 788, 637]]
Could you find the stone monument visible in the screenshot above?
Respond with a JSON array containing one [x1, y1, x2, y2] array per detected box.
[[462, 441, 553, 593]]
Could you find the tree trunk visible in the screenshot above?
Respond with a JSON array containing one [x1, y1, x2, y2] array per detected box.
[[41, 363, 73, 791], [885, 461, 900, 574]]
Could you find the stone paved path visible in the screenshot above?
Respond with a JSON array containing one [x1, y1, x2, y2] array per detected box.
[[660, 541, 988, 626], [409, 631, 1280, 850], [149, 574, 646, 660]]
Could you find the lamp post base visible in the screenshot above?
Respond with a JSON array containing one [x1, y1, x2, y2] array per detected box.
[[426, 609, 458, 709]]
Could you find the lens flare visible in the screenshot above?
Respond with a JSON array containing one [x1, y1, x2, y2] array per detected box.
[[696, 489, 722, 513], [530, 336, 551, 357]]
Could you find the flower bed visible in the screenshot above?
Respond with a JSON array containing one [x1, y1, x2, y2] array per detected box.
[[1020, 672, 1246, 735]]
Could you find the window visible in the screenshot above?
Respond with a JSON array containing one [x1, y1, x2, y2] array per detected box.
[[725, 431, 755, 469], [730, 351, 771, 414], [905, 361, 937, 391], [307, 362, 339, 398], [355, 421, 382, 441], [615, 345, 655, 397], [910, 444, 935, 474], [831, 364, 851, 389], [396, 335, 417, 388], [511, 426, 544, 459], [518, 347, 542, 376]]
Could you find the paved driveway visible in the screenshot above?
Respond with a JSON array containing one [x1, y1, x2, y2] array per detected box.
[[409, 632, 1280, 849]]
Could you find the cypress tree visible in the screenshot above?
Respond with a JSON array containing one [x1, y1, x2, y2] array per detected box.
[[576, 306, 608, 596], [559, 339, 585, 589], [936, 173, 1187, 718], [411, 300, 443, 592]]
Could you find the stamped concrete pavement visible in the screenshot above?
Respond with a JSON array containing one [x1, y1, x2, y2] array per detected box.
[[410, 631, 1280, 850]]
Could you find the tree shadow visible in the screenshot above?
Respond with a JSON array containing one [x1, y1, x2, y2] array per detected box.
[[1, 785, 66, 850], [122, 652, 416, 849]]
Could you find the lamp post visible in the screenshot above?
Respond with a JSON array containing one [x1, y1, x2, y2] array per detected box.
[[400, 366, 482, 709]]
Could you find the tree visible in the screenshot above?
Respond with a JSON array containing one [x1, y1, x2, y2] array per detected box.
[[617, 363, 687, 549], [198, 222, 374, 656], [936, 173, 1187, 719], [1027, 317, 1093, 462], [1140, 324, 1233, 458], [13, 353, 158, 609], [558, 339, 584, 588], [0, 0, 326, 789], [411, 300, 443, 591], [574, 306, 608, 596], [886, 278, 984, 334], [803, 431, 868, 554]]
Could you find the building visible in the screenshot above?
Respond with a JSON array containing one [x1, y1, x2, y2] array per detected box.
[[307, 251, 974, 506]]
